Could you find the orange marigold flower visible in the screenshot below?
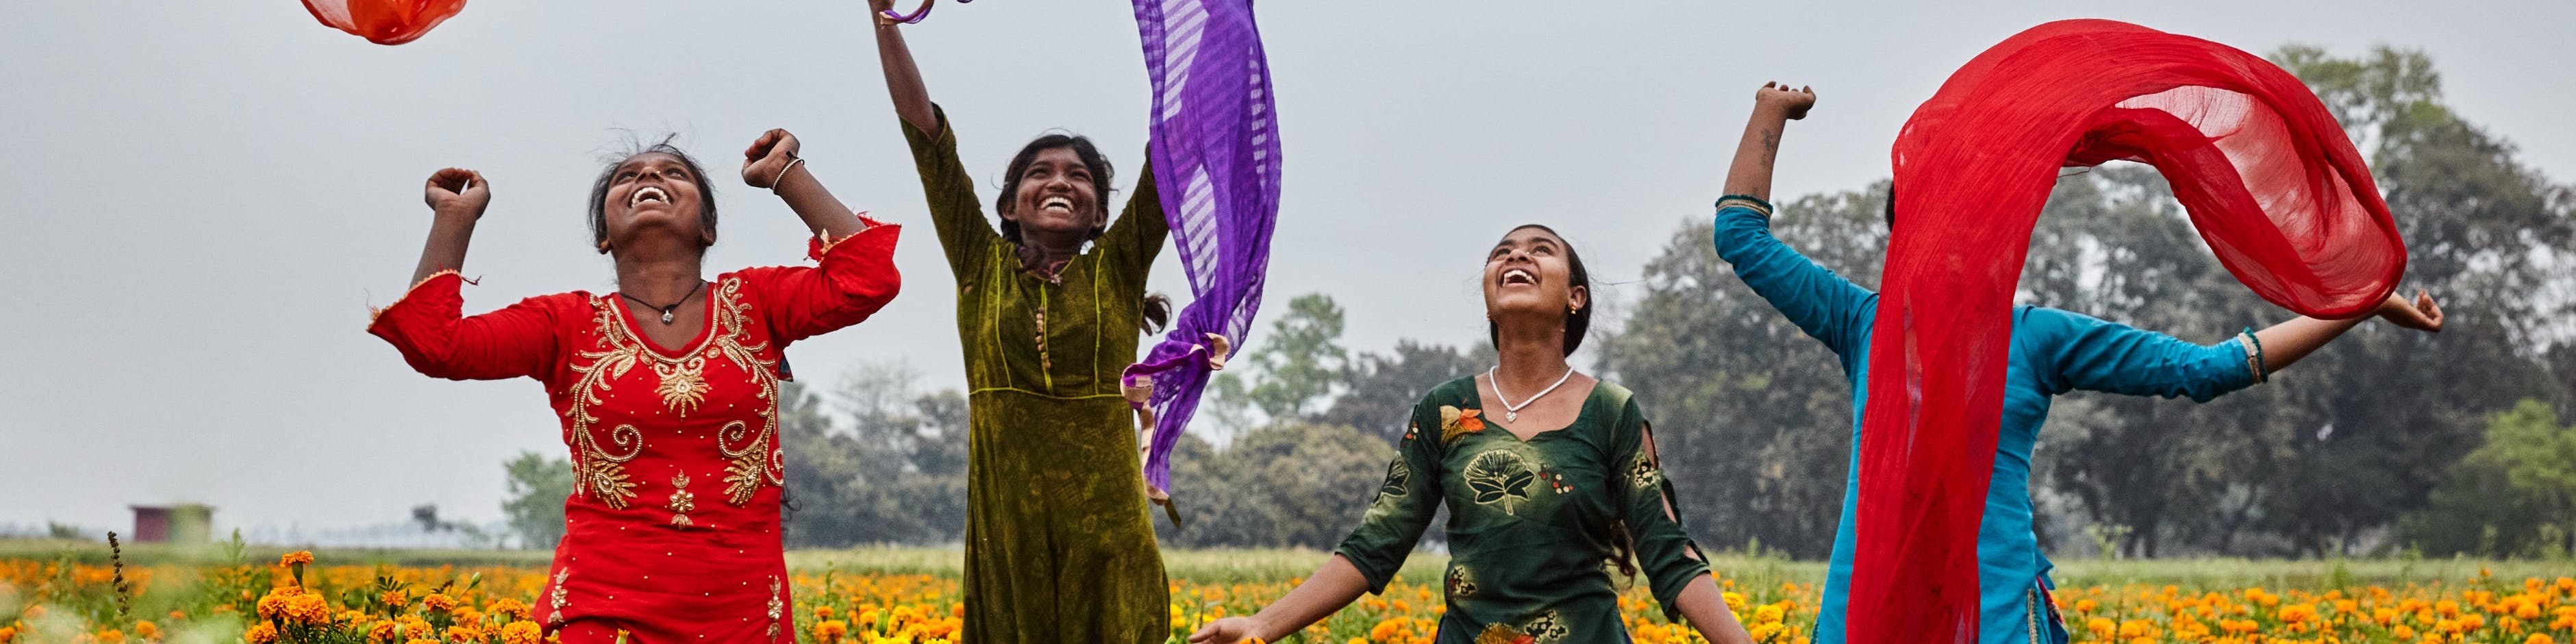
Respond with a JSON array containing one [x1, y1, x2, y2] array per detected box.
[[286, 593, 332, 625], [278, 551, 314, 567], [380, 590, 409, 609], [815, 606, 834, 620], [367, 621, 399, 643], [96, 630, 125, 644], [813, 619, 849, 643], [422, 594, 459, 612], [489, 599, 530, 621], [0, 627, 17, 644], [243, 623, 279, 644], [499, 621, 543, 644], [444, 625, 483, 643], [133, 621, 159, 641]]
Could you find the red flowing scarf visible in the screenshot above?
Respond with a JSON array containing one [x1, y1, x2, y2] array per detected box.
[[301, 0, 466, 45], [1849, 19, 2404, 643]]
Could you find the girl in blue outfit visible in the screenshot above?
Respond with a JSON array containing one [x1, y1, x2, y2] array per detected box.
[[1712, 84, 2445, 644]]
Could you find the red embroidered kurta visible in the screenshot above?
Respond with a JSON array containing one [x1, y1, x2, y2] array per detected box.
[[368, 222, 901, 643]]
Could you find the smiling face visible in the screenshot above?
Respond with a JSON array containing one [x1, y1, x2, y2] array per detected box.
[[593, 151, 714, 252], [1002, 146, 1105, 244], [1494, 224, 1586, 332]]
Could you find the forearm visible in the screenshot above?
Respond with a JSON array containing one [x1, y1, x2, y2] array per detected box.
[[2251, 313, 2368, 375], [1673, 578, 1755, 644], [1721, 103, 1795, 200], [410, 211, 477, 284], [1246, 555, 1371, 641], [772, 164, 865, 239], [872, 21, 938, 136]]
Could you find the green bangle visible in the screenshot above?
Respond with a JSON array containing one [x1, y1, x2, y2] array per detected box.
[[1715, 194, 1775, 219], [2239, 327, 2268, 384]]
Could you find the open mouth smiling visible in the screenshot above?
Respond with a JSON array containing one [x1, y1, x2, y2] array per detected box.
[[1500, 268, 1538, 286], [1040, 196, 1074, 214], [628, 186, 671, 208]]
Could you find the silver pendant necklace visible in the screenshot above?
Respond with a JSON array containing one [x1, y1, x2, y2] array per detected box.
[[1486, 364, 1576, 423]]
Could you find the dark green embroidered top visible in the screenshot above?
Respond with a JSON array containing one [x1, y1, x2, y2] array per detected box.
[[1335, 377, 1711, 643]]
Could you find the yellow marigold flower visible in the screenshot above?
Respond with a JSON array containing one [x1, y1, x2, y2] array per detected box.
[[243, 623, 279, 644], [497, 622, 542, 644], [278, 551, 314, 567], [422, 594, 459, 612], [404, 639, 440, 644], [1754, 604, 1786, 624]]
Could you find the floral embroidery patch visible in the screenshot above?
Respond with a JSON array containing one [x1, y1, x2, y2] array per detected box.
[[1464, 450, 1536, 514], [1377, 461, 1410, 499], [1445, 565, 1478, 600], [1473, 624, 1534, 644], [1440, 406, 1487, 443], [1628, 453, 1663, 490]]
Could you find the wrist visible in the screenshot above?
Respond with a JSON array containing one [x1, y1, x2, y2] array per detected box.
[[431, 207, 484, 223]]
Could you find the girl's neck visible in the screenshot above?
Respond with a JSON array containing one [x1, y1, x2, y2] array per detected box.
[[613, 249, 705, 301], [1015, 239, 1081, 275], [1492, 321, 1573, 391]]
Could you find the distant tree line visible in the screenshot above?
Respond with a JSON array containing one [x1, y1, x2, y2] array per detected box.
[[501, 46, 2576, 560]]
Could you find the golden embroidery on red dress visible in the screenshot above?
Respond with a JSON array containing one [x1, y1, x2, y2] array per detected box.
[[561, 277, 786, 510]]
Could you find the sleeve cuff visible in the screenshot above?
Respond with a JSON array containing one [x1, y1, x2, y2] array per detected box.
[[369, 271, 470, 326], [1715, 195, 1775, 219], [810, 216, 901, 260]]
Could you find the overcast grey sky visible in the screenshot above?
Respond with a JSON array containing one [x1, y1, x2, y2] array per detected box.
[[4, 1, 2568, 534]]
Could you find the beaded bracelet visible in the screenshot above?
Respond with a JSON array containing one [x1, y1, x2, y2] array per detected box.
[[2238, 327, 2268, 384], [1716, 194, 1775, 219]]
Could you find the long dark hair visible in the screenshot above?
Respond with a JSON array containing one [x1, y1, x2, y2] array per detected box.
[[587, 135, 721, 253], [996, 133, 1116, 245], [1486, 224, 1594, 356]]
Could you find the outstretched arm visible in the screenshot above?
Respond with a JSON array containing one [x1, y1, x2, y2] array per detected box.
[[868, 0, 938, 136], [742, 128, 866, 240], [2253, 290, 2444, 374], [410, 168, 488, 285], [1187, 556, 1371, 643], [1720, 82, 1814, 201]]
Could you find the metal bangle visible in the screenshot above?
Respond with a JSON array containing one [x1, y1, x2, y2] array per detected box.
[[771, 157, 805, 195]]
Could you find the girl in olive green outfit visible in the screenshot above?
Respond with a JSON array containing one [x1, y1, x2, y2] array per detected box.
[[871, 7, 1171, 643], [1193, 226, 1753, 644]]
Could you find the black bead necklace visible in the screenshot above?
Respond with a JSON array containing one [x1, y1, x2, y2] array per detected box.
[[620, 280, 704, 324]]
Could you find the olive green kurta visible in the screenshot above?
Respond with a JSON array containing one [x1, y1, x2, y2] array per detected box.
[[1336, 377, 1712, 644], [903, 107, 1170, 644]]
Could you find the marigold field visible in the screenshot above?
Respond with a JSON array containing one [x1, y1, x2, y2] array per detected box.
[[1, 539, 2570, 644]]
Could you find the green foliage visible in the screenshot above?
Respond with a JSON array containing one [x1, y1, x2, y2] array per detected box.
[[1319, 339, 1481, 445], [1156, 422, 1395, 549], [497, 453, 571, 550], [779, 368, 972, 547], [1237, 294, 1351, 423], [2401, 399, 2576, 557]]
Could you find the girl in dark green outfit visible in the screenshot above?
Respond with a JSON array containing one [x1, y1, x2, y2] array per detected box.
[[1193, 227, 1755, 644], [869, 6, 1171, 643]]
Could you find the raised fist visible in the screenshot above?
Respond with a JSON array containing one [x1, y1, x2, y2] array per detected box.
[[742, 129, 803, 189], [424, 168, 490, 218]]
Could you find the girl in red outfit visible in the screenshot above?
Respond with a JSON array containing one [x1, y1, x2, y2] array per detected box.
[[368, 130, 900, 644]]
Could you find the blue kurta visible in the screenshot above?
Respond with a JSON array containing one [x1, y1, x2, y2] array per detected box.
[[1710, 199, 2262, 644]]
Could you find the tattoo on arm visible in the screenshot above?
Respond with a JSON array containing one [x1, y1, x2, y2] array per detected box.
[[1760, 129, 1780, 168]]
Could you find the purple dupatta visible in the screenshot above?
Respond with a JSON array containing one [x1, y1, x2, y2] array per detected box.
[[1122, 0, 1285, 492]]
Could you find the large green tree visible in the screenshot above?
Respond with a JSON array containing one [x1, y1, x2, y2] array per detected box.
[[499, 451, 572, 549]]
